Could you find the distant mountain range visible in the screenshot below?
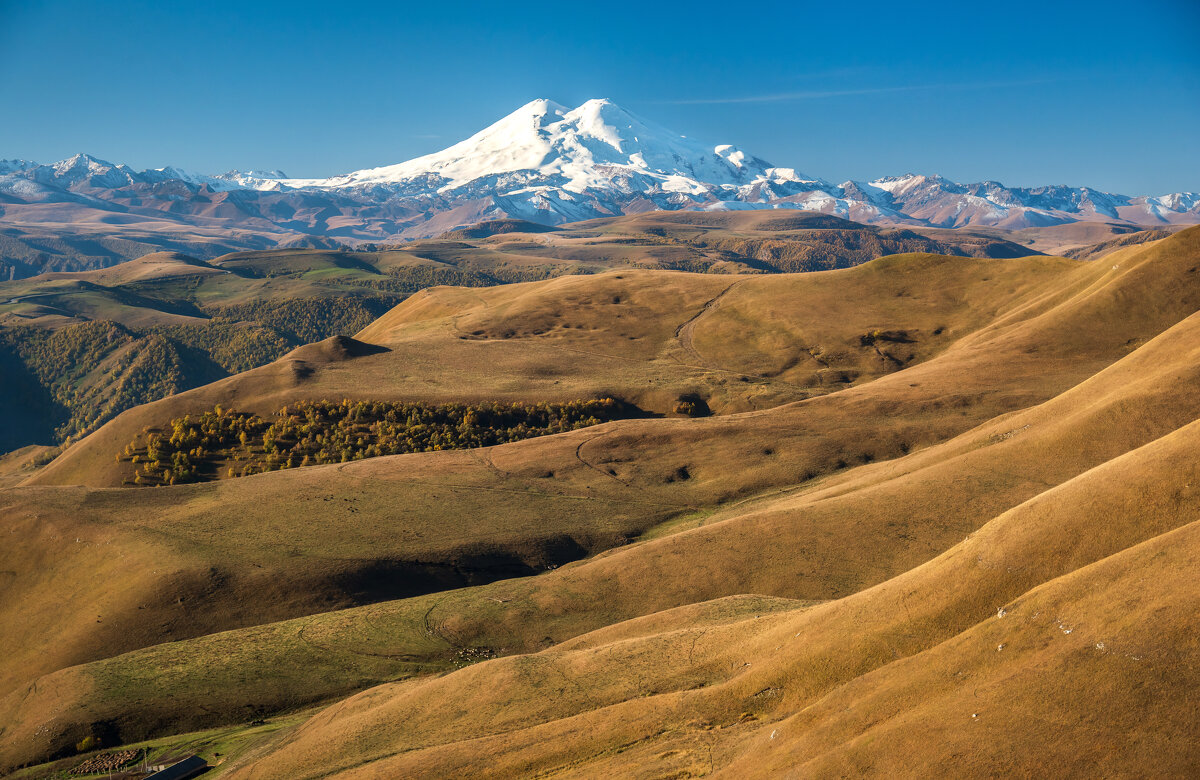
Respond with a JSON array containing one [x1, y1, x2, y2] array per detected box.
[[1, 98, 1196, 274]]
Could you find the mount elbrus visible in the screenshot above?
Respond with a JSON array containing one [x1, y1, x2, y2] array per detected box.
[[2, 98, 1196, 251]]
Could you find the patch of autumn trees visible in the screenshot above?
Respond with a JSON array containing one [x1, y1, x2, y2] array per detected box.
[[119, 398, 636, 485], [0, 321, 202, 443]]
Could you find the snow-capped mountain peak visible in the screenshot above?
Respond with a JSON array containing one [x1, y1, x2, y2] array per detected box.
[[53, 152, 110, 172], [39, 153, 140, 188], [2, 99, 1195, 237], [322, 97, 571, 190], [145, 166, 295, 192], [305, 98, 817, 197], [0, 159, 38, 175]]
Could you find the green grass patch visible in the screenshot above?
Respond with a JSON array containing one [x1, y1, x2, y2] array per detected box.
[[8, 709, 317, 779], [635, 508, 720, 542]]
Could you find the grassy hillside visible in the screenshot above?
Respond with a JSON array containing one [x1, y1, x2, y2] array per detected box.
[[219, 421, 1200, 778], [33, 249, 1085, 489], [0, 213, 1050, 454], [10, 274, 1198, 770], [0, 228, 1197, 773], [0, 228, 1195, 768]]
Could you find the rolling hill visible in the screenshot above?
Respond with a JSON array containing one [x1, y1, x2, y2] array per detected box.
[[0, 228, 1196, 775], [0, 210, 1041, 453]]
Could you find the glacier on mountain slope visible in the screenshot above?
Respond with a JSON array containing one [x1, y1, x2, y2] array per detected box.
[[1, 99, 1197, 235]]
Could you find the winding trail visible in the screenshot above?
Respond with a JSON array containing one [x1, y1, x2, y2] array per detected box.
[[467, 447, 512, 482], [673, 281, 741, 364], [2, 293, 62, 305], [434, 278, 819, 396], [574, 432, 633, 488]]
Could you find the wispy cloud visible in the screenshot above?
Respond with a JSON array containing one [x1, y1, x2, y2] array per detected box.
[[658, 78, 1067, 106]]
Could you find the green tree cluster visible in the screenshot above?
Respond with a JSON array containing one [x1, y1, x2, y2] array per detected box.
[[351, 265, 497, 294], [150, 321, 293, 374], [201, 295, 399, 345], [0, 321, 205, 443], [120, 398, 635, 485]]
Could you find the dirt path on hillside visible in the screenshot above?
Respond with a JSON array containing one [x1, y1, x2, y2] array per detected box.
[[674, 282, 741, 364]]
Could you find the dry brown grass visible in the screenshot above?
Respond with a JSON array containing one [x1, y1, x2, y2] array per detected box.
[[1, 228, 1198, 774], [217, 373, 1200, 778], [32, 250, 1084, 489]]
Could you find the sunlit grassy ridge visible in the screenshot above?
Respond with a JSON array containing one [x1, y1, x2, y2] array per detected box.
[[0, 212, 1045, 455]]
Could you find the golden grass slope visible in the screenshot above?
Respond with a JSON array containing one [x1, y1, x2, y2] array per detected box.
[[24, 248, 1105, 489], [1, 243, 1128, 700], [0, 446, 54, 490], [1, 228, 1197, 771], [219, 382, 1200, 778]]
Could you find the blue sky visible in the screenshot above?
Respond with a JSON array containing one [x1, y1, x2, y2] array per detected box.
[[1, 0, 1197, 194]]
